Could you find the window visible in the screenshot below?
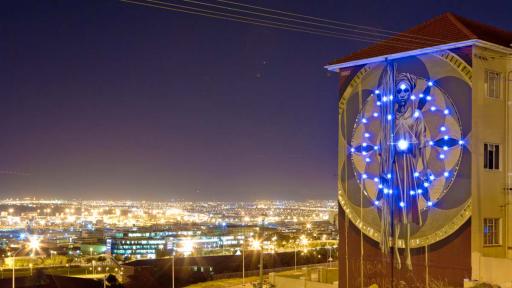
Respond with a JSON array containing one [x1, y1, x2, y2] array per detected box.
[[484, 143, 500, 170], [486, 70, 501, 99], [483, 218, 501, 246]]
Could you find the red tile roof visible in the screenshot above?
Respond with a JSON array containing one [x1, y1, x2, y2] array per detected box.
[[329, 12, 512, 65]]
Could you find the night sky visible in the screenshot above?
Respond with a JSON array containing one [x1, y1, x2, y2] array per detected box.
[[1, 0, 511, 201]]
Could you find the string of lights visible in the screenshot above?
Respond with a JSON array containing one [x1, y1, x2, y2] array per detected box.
[[120, 0, 436, 50]]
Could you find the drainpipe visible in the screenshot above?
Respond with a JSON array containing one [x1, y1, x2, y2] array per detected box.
[[506, 70, 512, 259]]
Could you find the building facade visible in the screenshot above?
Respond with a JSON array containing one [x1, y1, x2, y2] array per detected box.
[[326, 13, 512, 287]]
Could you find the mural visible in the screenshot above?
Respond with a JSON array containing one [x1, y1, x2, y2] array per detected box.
[[338, 50, 472, 270]]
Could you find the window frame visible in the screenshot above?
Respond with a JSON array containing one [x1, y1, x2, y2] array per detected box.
[[484, 143, 500, 171], [485, 70, 502, 100], [483, 218, 501, 247]]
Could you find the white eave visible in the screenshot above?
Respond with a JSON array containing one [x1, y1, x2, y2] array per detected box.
[[324, 39, 512, 72]]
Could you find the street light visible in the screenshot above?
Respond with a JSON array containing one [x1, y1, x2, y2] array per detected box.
[[171, 252, 175, 288], [328, 251, 333, 268], [10, 246, 24, 288]]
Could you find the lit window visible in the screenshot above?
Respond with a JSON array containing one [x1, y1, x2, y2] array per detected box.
[[483, 218, 501, 246], [484, 143, 500, 170], [486, 70, 501, 99]]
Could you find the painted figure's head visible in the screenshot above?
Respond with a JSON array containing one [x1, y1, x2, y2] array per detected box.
[[395, 73, 416, 106]]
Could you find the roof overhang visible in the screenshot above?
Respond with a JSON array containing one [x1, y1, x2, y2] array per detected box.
[[325, 39, 512, 72]]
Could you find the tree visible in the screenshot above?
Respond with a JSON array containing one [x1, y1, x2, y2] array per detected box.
[[106, 274, 124, 288]]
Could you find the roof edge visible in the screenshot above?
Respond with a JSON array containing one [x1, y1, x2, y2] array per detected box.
[[445, 13, 478, 39], [324, 39, 512, 71]]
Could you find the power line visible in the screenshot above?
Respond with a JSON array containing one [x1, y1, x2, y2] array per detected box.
[[139, 0, 417, 46], [217, 0, 450, 44], [121, 0, 428, 50], [171, 0, 445, 46]]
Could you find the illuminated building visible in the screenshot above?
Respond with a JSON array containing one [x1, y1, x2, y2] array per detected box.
[[109, 238, 165, 259], [326, 13, 512, 287]]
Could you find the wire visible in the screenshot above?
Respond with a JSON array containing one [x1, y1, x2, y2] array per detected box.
[[141, 0, 415, 46], [217, 0, 450, 44], [171, 0, 445, 46], [121, 0, 428, 50]]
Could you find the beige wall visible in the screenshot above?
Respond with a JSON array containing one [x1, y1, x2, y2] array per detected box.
[[471, 45, 512, 261]]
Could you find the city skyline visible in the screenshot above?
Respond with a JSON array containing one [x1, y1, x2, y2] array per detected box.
[[2, 1, 511, 201]]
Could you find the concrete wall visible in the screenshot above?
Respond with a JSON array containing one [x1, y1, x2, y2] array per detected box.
[[270, 273, 337, 288], [471, 252, 512, 287]]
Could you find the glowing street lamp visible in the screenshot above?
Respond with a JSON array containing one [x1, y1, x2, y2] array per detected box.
[[28, 236, 41, 256]]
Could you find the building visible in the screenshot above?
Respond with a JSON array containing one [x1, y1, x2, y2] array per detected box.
[[109, 232, 167, 258], [326, 13, 512, 287]]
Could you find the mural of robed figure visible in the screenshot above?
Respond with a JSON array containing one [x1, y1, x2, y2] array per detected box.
[[378, 72, 432, 270]]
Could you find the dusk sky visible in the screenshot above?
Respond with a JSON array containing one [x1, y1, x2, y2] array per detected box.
[[2, 0, 511, 201]]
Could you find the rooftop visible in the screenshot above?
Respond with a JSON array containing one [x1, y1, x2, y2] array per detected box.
[[328, 12, 512, 68]]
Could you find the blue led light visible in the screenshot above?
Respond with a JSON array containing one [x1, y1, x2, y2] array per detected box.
[[411, 95, 416, 100], [387, 173, 391, 179], [397, 139, 409, 151], [378, 184, 383, 189], [444, 109, 450, 115], [400, 84, 407, 90], [365, 158, 371, 163], [399, 201, 405, 207], [362, 174, 368, 179], [374, 200, 380, 206], [423, 182, 430, 187], [387, 114, 392, 120], [382, 96, 388, 102], [440, 154, 445, 159], [419, 93, 424, 98], [374, 146, 379, 150], [413, 111, 420, 118], [389, 95, 393, 100], [373, 177, 379, 182], [444, 171, 449, 177], [361, 118, 368, 123], [410, 190, 416, 195], [362, 151, 367, 155], [444, 135, 449, 140], [376, 101, 381, 106], [364, 132, 370, 138], [350, 148, 355, 152], [440, 126, 446, 131], [375, 90, 380, 94], [428, 81, 433, 86], [426, 95, 432, 101], [373, 112, 379, 117], [430, 106, 436, 111], [362, 142, 367, 147], [429, 141, 434, 146], [383, 188, 389, 194], [459, 140, 465, 145], [427, 201, 433, 207], [414, 172, 419, 177], [417, 189, 423, 194], [443, 146, 448, 151], [429, 175, 435, 180]]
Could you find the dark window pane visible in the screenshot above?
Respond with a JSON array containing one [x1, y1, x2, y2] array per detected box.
[[495, 145, 500, 169], [489, 149, 494, 169], [484, 144, 489, 169]]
